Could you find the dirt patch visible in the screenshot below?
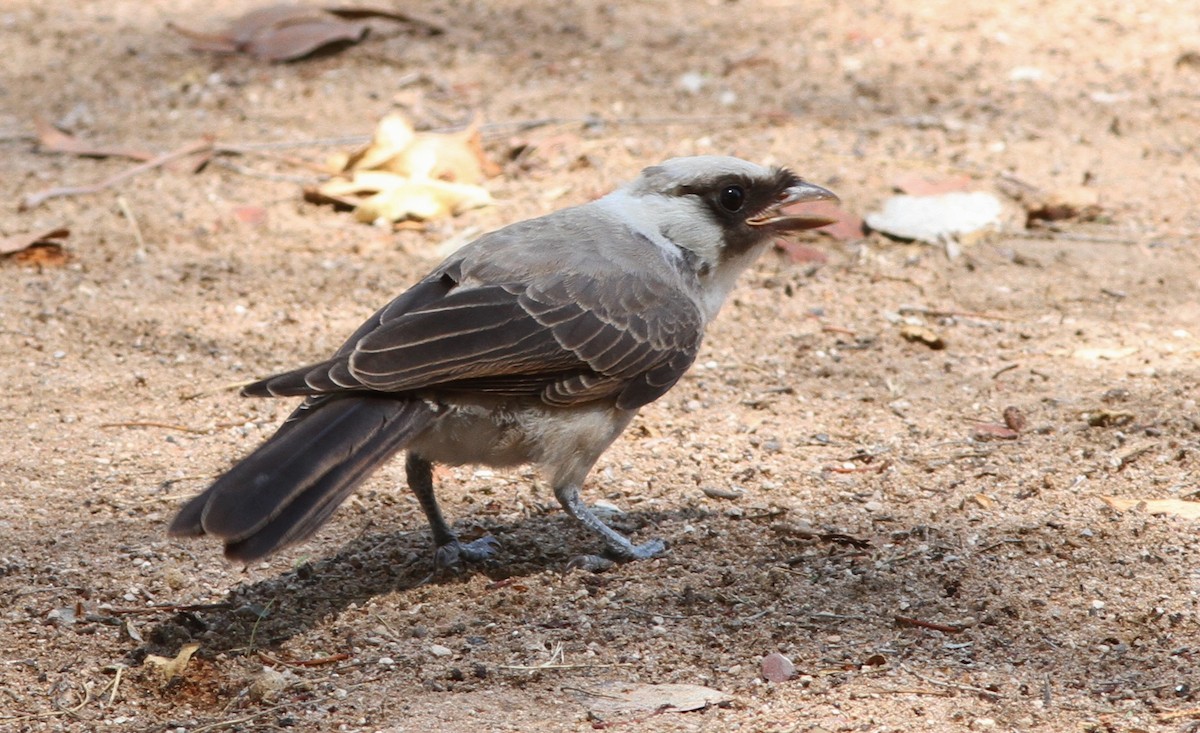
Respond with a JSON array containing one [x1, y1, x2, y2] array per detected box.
[[2, 1, 1199, 731]]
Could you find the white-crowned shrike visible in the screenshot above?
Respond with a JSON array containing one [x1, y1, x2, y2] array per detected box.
[[170, 156, 837, 569]]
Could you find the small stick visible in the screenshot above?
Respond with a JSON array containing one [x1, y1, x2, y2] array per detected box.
[[898, 305, 1016, 322], [21, 137, 214, 210], [866, 686, 954, 697], [498, 662, 631, 671], [821, 325, 857, 336], [894, 615, 965, 634], [105, 602, 234, 615], [901, 664, 1001, 700], [1159, 707, 1200, 721], [99, 421, 212, 434], [116, 196, 147, 253], [258, 651, 350, 668], [107, 665, 124, 706], [991, 363, 1019, 379]]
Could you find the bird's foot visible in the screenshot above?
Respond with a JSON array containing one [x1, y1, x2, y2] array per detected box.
[[567, 537, 667, 573], [433, 534, 500, 571]]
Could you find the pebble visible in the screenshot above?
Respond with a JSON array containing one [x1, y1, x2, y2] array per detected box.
[[429, 644, 453, 657], [761, 652, 796, 683]]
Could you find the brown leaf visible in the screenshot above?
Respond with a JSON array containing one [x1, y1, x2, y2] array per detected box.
[[775, 240, 828, 264], [244, 19, 369, 62], [973, 424, 1018, 441], [324, 6, 445, 35], [892, 172, 973, 196], [782, 199, 864, 241], [171, 5, 374, 62], [229, 5, 332, 44], [0, 227, 69, 256], [1102, 497, 1200, 520], [34, 119, 154, 161]]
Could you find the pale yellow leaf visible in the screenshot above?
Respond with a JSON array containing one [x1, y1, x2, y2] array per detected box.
[[354, 179, 492, 223], [143, 642, 200, 684], [342, 113, 415, 172], [1101, 496, 1200, 520]]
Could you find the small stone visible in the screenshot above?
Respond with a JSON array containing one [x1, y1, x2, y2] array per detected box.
[[247, 666, 289, 701], [378, 656, 395, 666], [761, 652, 796, 683], [429, 644, 453, 657]]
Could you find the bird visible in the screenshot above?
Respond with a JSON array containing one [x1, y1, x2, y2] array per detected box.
[[169, 155, 837, 570]]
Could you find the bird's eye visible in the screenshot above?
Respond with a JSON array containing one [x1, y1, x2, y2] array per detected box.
[[718, 185, 745, 212]]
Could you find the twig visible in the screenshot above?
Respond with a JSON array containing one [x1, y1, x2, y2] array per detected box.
[[116, 196, 146, 252], [895, 615, 966, 634], [259, 651, 351, 668], [898, 305, 1016, 322], [189, 701, 296, 733], [990, 363, 1019, 379], [105, 602, 234, 615], [1159, 707, 1200, 721], [20, 137, 214, 210], [99, 421, 212, 434], [900, 664, 1001, 700], [866, 686, 954, 697], [106, 665, 125, 707], [497, 662, 632, 671], [1009, 230, 1146, 246], [0, 681, 90, 723]]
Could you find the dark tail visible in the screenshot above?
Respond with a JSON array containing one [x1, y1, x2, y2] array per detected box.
[[169, 397, 435, 563]]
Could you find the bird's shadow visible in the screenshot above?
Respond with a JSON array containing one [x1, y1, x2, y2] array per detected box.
[[140, 507, 704, 658]]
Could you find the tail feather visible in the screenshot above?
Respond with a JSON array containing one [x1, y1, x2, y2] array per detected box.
[[169, 397, 435, 562]]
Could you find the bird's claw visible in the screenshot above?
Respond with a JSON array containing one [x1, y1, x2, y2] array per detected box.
[[433, 534, 500, 571], [567, 538, 667, 573]]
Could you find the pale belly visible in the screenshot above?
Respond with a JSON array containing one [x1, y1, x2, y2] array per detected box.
[[405, 396, 637, 486]]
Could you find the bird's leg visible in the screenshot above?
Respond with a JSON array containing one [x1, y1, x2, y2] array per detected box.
[[405, 453, 499, 569], [554, 482, 666, 571]]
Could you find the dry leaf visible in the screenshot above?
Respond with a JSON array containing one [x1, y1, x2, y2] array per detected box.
[[973, 424, 1019, 441], [1025, 186, 1102, 224], [143, 642, 200, 684], [243, 18, 368, 62], [167, 4, 434, 62], [1, 227, 70, 256], [353, 179, 492, 222], [342, 113, 416, 171], [569, 681, 731, 716], [892, 172, 973, 196], [313, 113, 495, 225], [899, 324, 946, 350], [35, 118, 154, 161], [1101, 497, 1200, 520], [783, 199, 864, 242], [971, 493, 996, 510]]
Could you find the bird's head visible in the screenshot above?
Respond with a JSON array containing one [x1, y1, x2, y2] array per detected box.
[[610, 155, 838, 316], [625, 155, 837, 263]]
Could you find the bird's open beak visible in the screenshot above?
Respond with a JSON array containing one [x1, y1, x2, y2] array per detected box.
[[747, 180, 840, 231]]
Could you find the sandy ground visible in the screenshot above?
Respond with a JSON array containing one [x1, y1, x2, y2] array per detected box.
[[3, 1, 1200, 731]]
